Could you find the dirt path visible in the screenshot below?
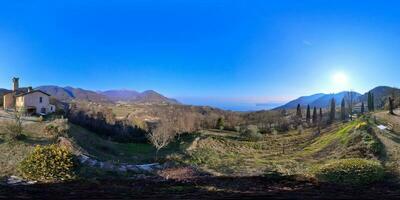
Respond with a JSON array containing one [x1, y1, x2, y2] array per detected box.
[[375, 128, 400, 174], [373, 110, 400, 176]]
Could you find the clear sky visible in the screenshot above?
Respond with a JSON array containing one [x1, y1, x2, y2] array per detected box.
[[1, 0, 400, 110]]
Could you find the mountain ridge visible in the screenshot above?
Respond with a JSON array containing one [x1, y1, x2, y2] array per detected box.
[[274, 86, 400, 110], [100, 89, 180, 104], [33, 86, 179, 104]]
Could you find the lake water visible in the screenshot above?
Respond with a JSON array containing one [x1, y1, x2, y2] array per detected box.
[[178, 99, 283, 112]]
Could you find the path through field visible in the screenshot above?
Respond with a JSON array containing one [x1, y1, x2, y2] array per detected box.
[[375, 128, 400, 175], [374, 110, 400, 176]]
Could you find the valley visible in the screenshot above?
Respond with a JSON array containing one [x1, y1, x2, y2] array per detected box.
[[2, 102, 400, 198], [1, 81, 400, 199]]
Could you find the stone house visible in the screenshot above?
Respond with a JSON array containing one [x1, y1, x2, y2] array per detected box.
[[3, 77, 55, 115]]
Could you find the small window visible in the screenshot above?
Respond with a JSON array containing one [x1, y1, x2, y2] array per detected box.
[[39, 97, 43, 103]]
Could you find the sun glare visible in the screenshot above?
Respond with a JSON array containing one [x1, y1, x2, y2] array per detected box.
[[332, 72, 348, 85]]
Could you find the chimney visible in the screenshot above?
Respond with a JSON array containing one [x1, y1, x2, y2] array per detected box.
[[28, 86, 33, 92], [12, 77, 19, 91]]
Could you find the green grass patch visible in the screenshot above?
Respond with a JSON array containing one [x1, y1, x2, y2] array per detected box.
[[313, 158, 385, 185], [300, 121, 359, 156]]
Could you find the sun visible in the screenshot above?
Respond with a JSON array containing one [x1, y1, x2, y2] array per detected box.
[[330, 72, 349, 92], [332, 72, 348, 85]]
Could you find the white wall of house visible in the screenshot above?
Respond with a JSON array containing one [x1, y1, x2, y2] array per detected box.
[[16, 91, 55, 114]]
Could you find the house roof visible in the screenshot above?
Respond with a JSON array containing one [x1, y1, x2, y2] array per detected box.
[[14, 90, 51, 97]]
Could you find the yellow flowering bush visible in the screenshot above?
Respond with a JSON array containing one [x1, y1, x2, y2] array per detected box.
[[355, 122, 368, 130], [19, 145, 78, 182], [314, 158, 384, 185]]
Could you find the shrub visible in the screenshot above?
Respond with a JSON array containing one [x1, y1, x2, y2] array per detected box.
[[4, 111, 24, 141], [240, 125, 263, 141], [19, 145, 78, 182], [216, 117, 224, 130], [314, 158, 384, 185], [44, 118, 70, 138]]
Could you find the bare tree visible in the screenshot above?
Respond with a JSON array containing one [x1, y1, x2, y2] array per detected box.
[[147, 122, 176, 160], [5, 109, 24, 141]]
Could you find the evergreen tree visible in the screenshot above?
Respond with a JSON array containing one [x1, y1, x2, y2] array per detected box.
[[371, 93, 375, 111], [367, 92, 372, 111], [312, 106, 317, 124], [216, 117, 224, 130], [319, 108, 323, 121], [296, 104, 302, 120], [340, 98, 346, 121], [389, 97, 395, 115], [306, 105, 311, 123], [329, 98, 336, 123], [361, 102, 365, 114]]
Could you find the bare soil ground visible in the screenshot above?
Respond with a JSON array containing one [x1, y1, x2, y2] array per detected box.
[[1, 176, 400, 199]]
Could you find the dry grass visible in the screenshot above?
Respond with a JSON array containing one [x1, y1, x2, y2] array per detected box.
[[0, 121, 54, 176], [185, 120, 379, 177]]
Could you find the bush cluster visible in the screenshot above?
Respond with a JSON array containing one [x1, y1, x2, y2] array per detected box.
[[353, 120, 383, 156], [19, 145, 78, 182], [44, 118, 70, 138], [314, 158, 384, 185], [240, 125, 263, 141]]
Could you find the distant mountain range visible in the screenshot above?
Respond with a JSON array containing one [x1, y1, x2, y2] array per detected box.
[[274, 86, 400, 110], [34, 86, 179, 104], [2, 84, 398, 111], [100, 89, 179, 104]]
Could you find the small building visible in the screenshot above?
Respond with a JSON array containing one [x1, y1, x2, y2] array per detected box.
[[3, 77, 55, 115]]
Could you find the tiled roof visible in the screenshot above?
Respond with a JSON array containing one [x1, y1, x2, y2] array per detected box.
[[14, 90, 51, 97]]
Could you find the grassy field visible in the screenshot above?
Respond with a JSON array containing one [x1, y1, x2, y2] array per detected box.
[[0, 116, 195, 177], [183, 119, 382, 177], [68, 124, 196, 164], [0, 111, 392, 182], [0, 121, 54, 176]]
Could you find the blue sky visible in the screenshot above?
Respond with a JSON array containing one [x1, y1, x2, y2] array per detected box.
[[1, 0, 400, 110]]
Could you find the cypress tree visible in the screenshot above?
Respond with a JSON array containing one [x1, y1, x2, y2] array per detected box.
[[216, 117, 224, 130], [319, 108, 323, 121], [389, 97, 395, 115], [296, 104, 302, 119], [367, 92, 372, 111], [340, 98, 346, 121], [371, 93, 375, 111], [361, 102, 365, 114], [329, 98, 336, 123], [312, 106, 317, 124], [306, 105, 311, 123]]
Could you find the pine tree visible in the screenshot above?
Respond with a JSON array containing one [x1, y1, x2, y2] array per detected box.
[[341, 98, 346, 121], [361, 102, 365, 114], [329, 98, 336, 123], [306, 105, 311, 123], [296, 104, 302, 120], [312, 106, 317, 124]]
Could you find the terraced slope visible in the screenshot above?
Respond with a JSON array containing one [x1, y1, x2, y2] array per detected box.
[[185, 119, 382, 177]]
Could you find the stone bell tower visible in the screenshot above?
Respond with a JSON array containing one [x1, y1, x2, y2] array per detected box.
[[12, 77, 19, 91]]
